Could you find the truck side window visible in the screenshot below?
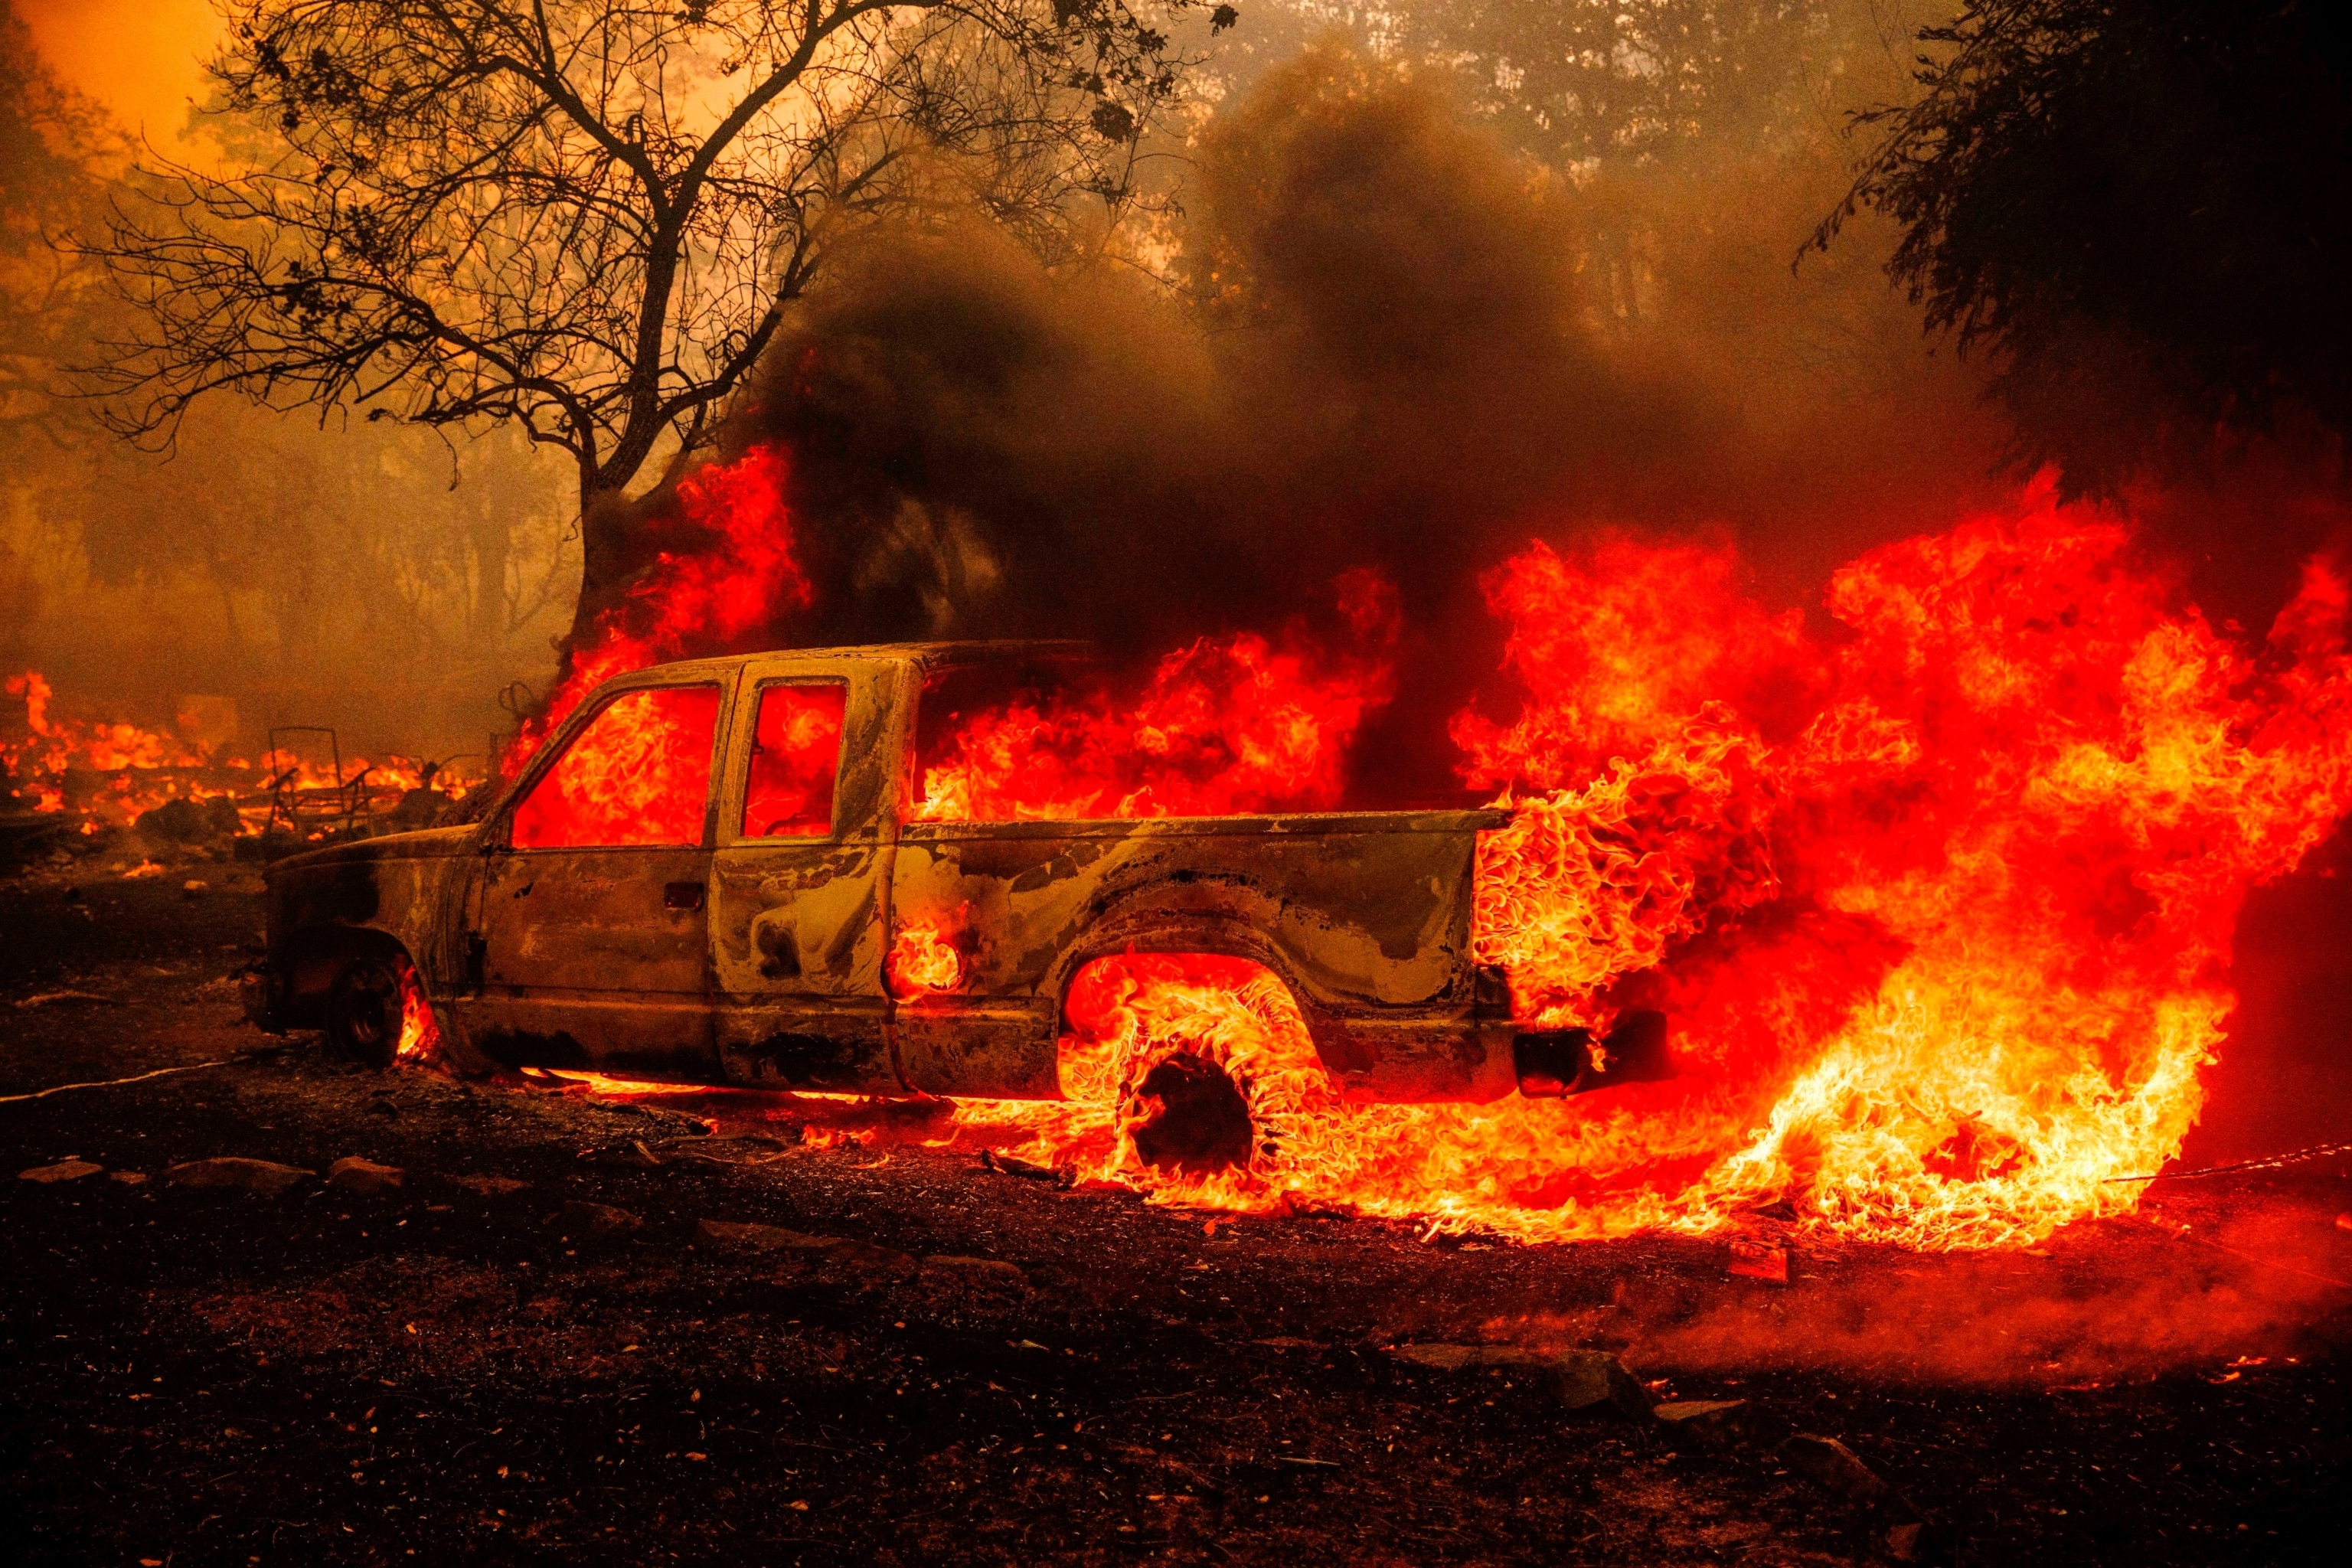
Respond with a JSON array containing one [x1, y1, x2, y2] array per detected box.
[[913, 660, 1089, 822], [742, 681, 847, 838], [510, 684, 722, 849]]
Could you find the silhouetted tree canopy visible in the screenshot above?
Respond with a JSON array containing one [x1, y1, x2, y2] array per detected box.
[[1823, 0, 2352, 490], [1403, 0, 1841, 166]]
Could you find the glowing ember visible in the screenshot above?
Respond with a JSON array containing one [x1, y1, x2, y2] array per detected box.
[[888, 918, 963, 997], [954, 481, 2352, 1250], [537, 1069, 709, 1097]]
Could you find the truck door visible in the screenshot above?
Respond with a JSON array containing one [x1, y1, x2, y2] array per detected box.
[[707, 658, 906, 1089], [457, 677, 728, 1077]]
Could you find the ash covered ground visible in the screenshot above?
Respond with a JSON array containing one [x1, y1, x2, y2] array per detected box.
[[4, 866, 2350, 1566]]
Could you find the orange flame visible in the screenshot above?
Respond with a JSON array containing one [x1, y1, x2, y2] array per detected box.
[[537, 1068, 707, 1096], [510, 686, 720, 849], [5, 671, 208, 775], [913, 570, 1398, 822], [509, 444, 810, 775], [954, 482, 2352, 1250], [4, 671, 478, 834], [394, 956, 440, 1062], [203, 433, 2343, 1256]]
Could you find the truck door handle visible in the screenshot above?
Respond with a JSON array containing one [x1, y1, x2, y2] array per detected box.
[[664, 881, 706, 913]]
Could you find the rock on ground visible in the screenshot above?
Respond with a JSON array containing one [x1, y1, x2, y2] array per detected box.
[[694, 1218, 836, 1253], [448, 1174, 528, 1196], [1655, 1398, 1765, 1446], [325, 1157, 404, 1196], [1783, 1432, 1892, 1504], [556, 1200, 642, 1239], [162, 1158, 312, 1197], [18, 1158, 103, 1183], [1387, 1343, 1655, 1421]]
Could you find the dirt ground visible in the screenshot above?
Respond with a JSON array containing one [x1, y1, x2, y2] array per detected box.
[[5, 867, 2350, 1566]]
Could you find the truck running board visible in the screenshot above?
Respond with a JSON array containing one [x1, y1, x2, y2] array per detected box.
[[1512, 1010, 1673, 1097]]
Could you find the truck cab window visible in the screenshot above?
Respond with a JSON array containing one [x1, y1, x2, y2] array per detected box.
[[510, 684, 721, 849], [742, 681, 847, 838]]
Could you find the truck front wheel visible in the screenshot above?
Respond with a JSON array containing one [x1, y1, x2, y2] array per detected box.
[[325, 954, 403, 1070]]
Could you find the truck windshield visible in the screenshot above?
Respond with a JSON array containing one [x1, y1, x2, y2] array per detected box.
[[742, 681, 846, 838], [510, 684, 720, 848]]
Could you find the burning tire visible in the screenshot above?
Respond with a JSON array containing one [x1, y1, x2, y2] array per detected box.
[[1060, 954, 1342, 1197]]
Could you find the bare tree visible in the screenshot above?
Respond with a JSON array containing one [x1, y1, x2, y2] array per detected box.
[[77, 0, 1210, 616]]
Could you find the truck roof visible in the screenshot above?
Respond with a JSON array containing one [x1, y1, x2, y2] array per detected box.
[[844, 639, 1098, 668], [603, 639, 1099, 682]]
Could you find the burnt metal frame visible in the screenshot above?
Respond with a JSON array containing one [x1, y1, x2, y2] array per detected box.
[[265, 726, 370, 837]]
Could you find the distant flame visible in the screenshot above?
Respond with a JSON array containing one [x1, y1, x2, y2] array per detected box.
[[3, 670, 474, 834], [5, 670, 206, 773]]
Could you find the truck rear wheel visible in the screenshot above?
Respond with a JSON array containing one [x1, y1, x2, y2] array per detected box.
[[1064, 953, 1339, 1190], [325, 955, 403, 1070], [1129, 1050, 1256, 1174]]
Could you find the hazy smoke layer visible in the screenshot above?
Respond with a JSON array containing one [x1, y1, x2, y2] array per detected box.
[[600, 44, 2012, 795], [763, 50, 1686, 646]]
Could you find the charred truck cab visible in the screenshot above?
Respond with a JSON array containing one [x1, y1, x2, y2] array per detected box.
[[249, 642, 1663, 1105]]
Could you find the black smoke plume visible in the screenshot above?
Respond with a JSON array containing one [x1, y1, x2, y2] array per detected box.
[[596, 44, 2014, 797]]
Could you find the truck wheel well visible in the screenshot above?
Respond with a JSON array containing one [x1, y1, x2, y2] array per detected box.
[[283, 925, 410, 1011], [1052, 929, 1326, 1051]]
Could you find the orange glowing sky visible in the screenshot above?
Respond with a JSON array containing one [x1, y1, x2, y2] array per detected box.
[[18, 0, 222, 146]]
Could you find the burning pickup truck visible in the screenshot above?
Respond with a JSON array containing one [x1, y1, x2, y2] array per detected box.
[[246, 642, 1662, 1119]]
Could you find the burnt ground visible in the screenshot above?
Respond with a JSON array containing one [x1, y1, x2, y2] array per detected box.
[[4, 868, 2351, 1566]]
